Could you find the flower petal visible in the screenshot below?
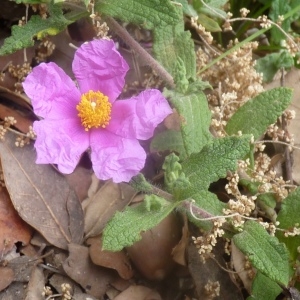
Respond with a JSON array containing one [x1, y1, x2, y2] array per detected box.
[[73, 39, 129, 103], [23, 62, 80, 119], [90, 129, 146, 183], [33, 118, 89, 174], [106, 89, 172, 140]]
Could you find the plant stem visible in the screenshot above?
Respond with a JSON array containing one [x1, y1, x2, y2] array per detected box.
[[106, 17, 175, 89]]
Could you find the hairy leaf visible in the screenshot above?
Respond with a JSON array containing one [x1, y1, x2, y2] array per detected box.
[[164, 87, 212, 157], [0, 4, 72, 56], [248, 272, 282, 300], [150, 129, 187, 159], [153, 24, 196, 82], [233, 221, 290, 286], [102, 197, 177, 251], [181, 135, 251, 196], [276, 187, 300, 260], [96, 0, 180, 29], [225, 87, 293, 139]]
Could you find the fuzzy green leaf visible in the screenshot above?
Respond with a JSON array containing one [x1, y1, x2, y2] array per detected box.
[[181, 135, 251, 197], [276, 187, 300, 260], [248, 272, 282, 300], [184, 190, 226, 230], [102, 197, 177, 251], [225, 87, 293, 140], [0, 4, 72, 56], [233, 221, 290, 286], [173, 0, 197, 17], [164, 87, 212, 156], [256, 51, 294, 82], [153, 24, 196, 82], [96, 0, 180, 29], [150, 130, 187, 159]]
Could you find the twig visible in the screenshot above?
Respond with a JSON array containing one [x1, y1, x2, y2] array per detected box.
[[105, 16, 175, 89]]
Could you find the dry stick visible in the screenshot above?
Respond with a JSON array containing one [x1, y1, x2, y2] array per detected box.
[[105, 17, 175, 89], [280, 68, 294, 184]]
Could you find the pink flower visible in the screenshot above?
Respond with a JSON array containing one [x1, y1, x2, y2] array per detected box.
[[23, 39, 172, 183]]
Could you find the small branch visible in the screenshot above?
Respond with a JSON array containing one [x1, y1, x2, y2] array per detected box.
[[105, 17, 175, 89]]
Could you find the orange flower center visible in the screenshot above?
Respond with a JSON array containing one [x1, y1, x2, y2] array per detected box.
[[76, 90, 112, 131]]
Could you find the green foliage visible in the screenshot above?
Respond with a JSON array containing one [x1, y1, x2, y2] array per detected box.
[[277, 187, 300, 260], [150, 130, 186, 159], [233, 221, 290, 286], [164, 85, 212, 157], [185, 190, 226, 230], [153, 23, 196, 83], [0, 3, 73, 56], [181, 135, 251, 196], [102, 197, 177, 251], [173, 0, 198, 17], [96, 0, 180, 29], [225, 87, 293, 140], [248, 272, 282, 300], [256, 51, 294, 82]]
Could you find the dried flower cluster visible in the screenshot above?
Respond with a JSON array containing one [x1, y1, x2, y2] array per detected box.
[[197, 40, 264, 136], [192, 217, 226, 261], [204, 280, 220, 299]]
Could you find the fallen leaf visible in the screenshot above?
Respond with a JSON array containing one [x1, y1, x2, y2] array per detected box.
[[187, 241, 243, 299], [87, 236, 133, 280], [0, 131, 84, 250], [0, 267, 14, 292], [231, 242, 252, 293], [0, 186, 32, 255], [172, 215, 189, 266], [0, 281, 24, 300], [84, 181, 136, 239], [114, 285, 162, 300], [126, 213, 182, 281], [63, 243, 116, 298], [24, 266, 45, 300]]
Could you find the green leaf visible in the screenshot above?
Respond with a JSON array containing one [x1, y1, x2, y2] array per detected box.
[[269, 0, 291, 44], [150, 130, 187, 159], [256, 51, 294, 82], [181, 135, 251, 196], [102, 197, 177, 251], [173, 0, 198, 17], [153, 24, 196, 82], [198, 13, 222, 32], [96, 0, 180, 29], [276, 187, 300, 260], [0, 4, 72, 56], [14, 0, 49, 3], [225, 87, 293, 140], [185, 190, 226, 230], [164, 87, 212, 156], [248, 272, 282, 300], [233, 220, 290, 286]]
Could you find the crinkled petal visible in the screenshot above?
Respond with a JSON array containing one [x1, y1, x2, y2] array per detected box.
[[73, 39, 129, 103], [90, 129, 146, 183], [33, 118, 89, 174], [106, 89, 172, 140], [23, 62, 80, 119]]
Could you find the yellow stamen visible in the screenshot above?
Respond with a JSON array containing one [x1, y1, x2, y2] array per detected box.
[[76, 90, 112, 131]]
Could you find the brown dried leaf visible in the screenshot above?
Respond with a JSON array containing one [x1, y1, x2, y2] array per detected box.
[[0, 131, 84, 250], [24, 266, 45, 300], [0, 267, 14, 292], [84, 181, 136, 238], [187, 241, 243, 300], [63, 243, 115, 299], [87, 236, 133, 280], [0, 186, 32, 255], [114, 285, 162, 300]]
